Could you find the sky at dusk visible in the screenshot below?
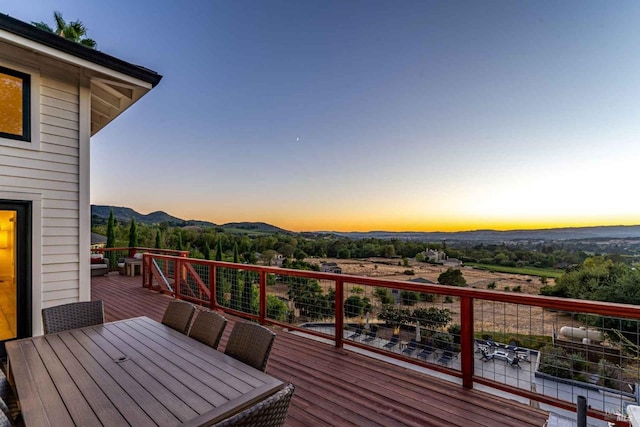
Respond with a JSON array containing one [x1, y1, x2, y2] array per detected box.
[[5, 1, 640, 232]]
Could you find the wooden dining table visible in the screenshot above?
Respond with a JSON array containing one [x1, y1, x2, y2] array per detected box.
[[6, 316, 284, 426]]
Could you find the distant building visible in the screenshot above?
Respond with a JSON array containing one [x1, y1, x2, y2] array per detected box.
[[91, 233, 107, 249], [422, 249, 446, 262], [443, 258, 462, 268], [320, 262, 342, 274]]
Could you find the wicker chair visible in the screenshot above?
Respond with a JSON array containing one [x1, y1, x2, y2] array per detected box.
[[213, 383, 295, 427], [0, 370, 19, 423], [161, 300, 196, 334], [0, 400, 11, 427], [42, 300, 104, 334], [188, 310, 227, 349], [224, 322, 276, 372]]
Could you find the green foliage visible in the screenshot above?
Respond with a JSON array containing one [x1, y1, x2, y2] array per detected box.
[[373, 287, 395, 305], [400, 290, 418, 306], [350, 286, 365, 295], [106, 209, 115, 248], [230, 243, 240, 310], [419, 292, 435, 302], [203, 242, 211, 260], [487, 282, 496, 289], [155, 229, 162, 249], [377, 306, 411, 326], [215, 237, 224, 306], [128, 218, 138, 248], [412, 307, 452, 328], [241, 271, 254, 313], [468, 263, 564, 278], [539, 345, 572, 379], [512, 285, 522, 292], [337, 248, 351, 259], [415, 252, 425, 262], [344, 295, 369, 318], [266, 295, 288, 321], [597, 359, 620, 389], [443, 296, 453, 303], [431, 332, 453, 349], [287, 278, 334, 320], [402, 257, 409, 267], [32, 11, 97, 48], [403, 269, 415, 275], [438, 268, 466, 286]]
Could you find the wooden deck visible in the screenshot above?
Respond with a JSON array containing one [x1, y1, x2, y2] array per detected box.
[[92, 273, 550, 426]]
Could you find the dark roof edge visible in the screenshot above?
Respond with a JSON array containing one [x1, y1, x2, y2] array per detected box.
[[0, 13, 162, 87]]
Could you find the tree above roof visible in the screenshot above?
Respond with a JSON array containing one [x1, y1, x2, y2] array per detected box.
[[32, 11, 96, 49]]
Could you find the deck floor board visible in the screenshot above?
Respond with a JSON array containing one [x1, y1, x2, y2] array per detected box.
[[92, 273, 549, 427]]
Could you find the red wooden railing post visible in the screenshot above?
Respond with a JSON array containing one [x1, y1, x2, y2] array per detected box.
[[335, 279, 344, 349], [174, 257, 181, 299], [209, 265, 215, 310], [212, 265, 218, 309], [259, 270, 267, 324], [460, 296, 474, 389]]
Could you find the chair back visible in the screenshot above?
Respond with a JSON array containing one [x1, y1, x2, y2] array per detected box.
[[162, 300, 196, 333], [188, 310, 227, 349], [224, 322, 276, 372], [42, 300, 104, 334], [0, 399, 11, 427], [214, 383, 295, 427]]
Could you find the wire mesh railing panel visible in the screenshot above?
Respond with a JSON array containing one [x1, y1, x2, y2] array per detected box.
[[270, 272, 336, 336], [341, 282, 462, 371]]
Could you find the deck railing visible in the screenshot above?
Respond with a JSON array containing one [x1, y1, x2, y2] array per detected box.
[[139, 253, 640, 424]]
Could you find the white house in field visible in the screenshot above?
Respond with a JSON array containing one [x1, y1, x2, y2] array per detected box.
[[0, 13, 161, 343]]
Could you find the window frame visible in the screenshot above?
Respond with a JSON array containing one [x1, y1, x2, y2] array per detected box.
[[0, 64, 31, 142]]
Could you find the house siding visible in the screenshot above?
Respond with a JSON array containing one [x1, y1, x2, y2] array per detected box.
[[0, 70, 81, 311]]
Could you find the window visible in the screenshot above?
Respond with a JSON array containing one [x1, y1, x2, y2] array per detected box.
[[0, 65, 30, 141]]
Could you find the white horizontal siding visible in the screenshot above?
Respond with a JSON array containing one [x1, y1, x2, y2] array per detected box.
[[0, 73, 83, 312], [42, 271, 79, 285], [41, 291, 79, 307]]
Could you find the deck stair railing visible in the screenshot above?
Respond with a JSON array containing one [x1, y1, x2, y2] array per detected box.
[[137, 252, 640, 425]]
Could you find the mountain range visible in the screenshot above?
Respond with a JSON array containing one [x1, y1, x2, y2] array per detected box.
[[91, 205, 640, 242], [90, 205, 289, 234]]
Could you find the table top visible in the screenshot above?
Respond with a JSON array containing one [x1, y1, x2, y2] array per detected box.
[[6, 316, 284, 426]]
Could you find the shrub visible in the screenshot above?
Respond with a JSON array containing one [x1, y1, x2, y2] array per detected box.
[[344, 295, 366, 318], [539, 345, 572, 379], [420, 293, 435, 302], [503, 286, 511, 292], [568, 353, 588, 372], [487, 282, 496, 289], [444, 296, 453, 303], [512, 285, 522, 292], [597, 359, 621, 389], [432, 332, 453, 349], [400, 290, 419, 306], [403, 269, 415, 275]]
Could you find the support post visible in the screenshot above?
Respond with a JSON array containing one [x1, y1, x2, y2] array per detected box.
[[460, 296, 474, 389], [577, 396, 587, 427], [335, 280, 344, 349]]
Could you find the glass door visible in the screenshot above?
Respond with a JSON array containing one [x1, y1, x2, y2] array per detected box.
[[0, 201, 31, 356], [0, 210, 17, 341]]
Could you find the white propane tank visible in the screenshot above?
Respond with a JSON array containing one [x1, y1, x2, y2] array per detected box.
[[559, 326, 603, 342]]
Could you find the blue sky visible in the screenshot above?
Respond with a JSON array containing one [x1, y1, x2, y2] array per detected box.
[[5, 1, 640, 231]]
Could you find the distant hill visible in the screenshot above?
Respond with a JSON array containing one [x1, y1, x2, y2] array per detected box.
[[91, 205, 288, 234], [326, 225, 640, 242], [221, 222, 290, 234]]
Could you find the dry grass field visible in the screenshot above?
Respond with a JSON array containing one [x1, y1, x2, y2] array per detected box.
[[301, 257, 571, 339]]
